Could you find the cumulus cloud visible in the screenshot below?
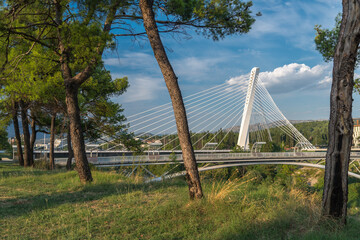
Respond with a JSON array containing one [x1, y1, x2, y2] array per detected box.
[[260, 63, 332, 92], [226, 63, 332, 94], [227, 74, 250, 86]]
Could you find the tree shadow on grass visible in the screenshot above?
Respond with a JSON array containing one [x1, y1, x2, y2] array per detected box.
[[0, 169, 69, 179], [213, 215, 360, 240], [0, 178, 186, 218]]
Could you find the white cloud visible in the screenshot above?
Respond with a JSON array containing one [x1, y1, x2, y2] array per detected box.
[[250, 0, 340, 50], [318, 75, 332, 88], [172, 56, 225, 81], [105, 52, 166, 103], [227, 74, 250, 86], [226, 63, 332, 94], [112, 74, 166, 103], [261, 63, 331, 91]]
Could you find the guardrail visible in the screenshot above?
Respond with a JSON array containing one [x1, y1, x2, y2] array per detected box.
[[53, 152, 360, 166]]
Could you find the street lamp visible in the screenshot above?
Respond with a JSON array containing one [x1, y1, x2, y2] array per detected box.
[[294, 142, 307, 153], [251, 142, 266, 153]]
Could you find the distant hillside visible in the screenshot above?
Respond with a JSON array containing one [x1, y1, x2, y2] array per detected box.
[[291, 120, 329, 146], [225, 120, 329, 147], [267, 120, 329, 147], [225, 120, 327, 133]]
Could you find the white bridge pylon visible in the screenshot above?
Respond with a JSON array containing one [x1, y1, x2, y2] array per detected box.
[[237, 67, 314, 150], [237, 67, 260, 150]]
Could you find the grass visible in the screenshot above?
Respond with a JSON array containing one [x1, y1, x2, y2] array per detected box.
[[0, 163, 360, 239]]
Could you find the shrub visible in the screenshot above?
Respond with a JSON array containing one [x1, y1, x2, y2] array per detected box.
[[33, 159, 51, 170]]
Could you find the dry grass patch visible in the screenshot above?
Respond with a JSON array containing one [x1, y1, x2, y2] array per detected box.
[[207, 177, 258, 204]]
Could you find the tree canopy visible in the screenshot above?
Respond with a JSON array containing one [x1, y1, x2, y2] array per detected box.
[[0, 0, 257, 184], [315, 13, 360, 93], [315, 13, 360, 68]]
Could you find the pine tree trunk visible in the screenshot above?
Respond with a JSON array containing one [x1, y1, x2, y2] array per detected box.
[[12, 102, 24, 166], [49, 113, 56, 170], [322, 0, 360, 225], [54, 0, 92, 182], [53, 0, 120, 181], [29, 113, 36, 166], [19, 100, 33, 167], [66, 124, 74, 170], [65, 83, 92, 182], [139, 0, 203, 199]]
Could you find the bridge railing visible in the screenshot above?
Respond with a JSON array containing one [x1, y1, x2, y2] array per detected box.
[[194, 152, 327, 160], [52, 151, 360, 166]]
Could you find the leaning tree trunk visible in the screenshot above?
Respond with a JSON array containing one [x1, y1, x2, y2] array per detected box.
[[139, 0, 203, 199], [12, 102, 24, 166], [322, 0, 360, 225], [49, 113, 56, 170], [66, 124, 74, 170], [19, 100, 33, 167], [65, 83, 92, 182]]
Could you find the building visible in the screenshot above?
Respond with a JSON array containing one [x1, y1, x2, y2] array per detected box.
[[34, 138, 64, 150], [353, 118, 360, 147]]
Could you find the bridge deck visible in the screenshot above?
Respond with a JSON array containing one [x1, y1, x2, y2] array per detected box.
[[47, 151, 360, 179], [52, 152, 360, 165]]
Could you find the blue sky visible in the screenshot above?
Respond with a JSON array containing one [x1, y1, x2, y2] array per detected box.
[[103, 0, 360, 121]]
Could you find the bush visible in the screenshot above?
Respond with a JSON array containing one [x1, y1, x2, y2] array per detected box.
[[33, 159, 51, 170], [247, 165, 277, 181], [33, 159, 65, 170], [242, 169, 264, 184], [274, 165, 298, 188], [200, 166, 246, 181]]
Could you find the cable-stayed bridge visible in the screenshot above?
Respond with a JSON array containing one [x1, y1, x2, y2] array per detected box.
[[40, 67, 360, 179], [105, 67, 314, 152]]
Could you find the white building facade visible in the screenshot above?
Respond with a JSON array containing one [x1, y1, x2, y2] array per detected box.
[[353, 118, 360, 147]]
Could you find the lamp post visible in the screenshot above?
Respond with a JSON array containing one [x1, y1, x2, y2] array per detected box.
[[251, 142, 266, 153], [294, 142, 307, 154]]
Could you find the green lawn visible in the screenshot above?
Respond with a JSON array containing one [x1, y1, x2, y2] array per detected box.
[[0, 163, 359, 239]]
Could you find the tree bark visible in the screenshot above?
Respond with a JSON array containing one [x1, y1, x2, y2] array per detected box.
[[66, 123, 74, 170], [29, 111, 36, 166], [139, 0, 203, 199], [53, 0, 91, 182], [65, 84, 92, 182], [19, 100, 33, 167], [12, 102, 24, 166], [322, 0, 360, 225], [49, 113, 56, 170], [53, 0, 120, 182]]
